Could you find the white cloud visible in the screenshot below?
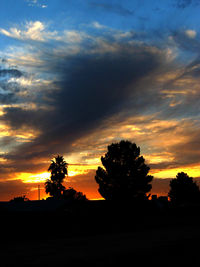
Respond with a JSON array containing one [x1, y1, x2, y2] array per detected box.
[[0, 22, 87, 45], [91, 21, 106, 29], [26, 0, 48, 8], [27, 0, 38, 3], [0, 28, 21, 39], [25, 21, 45, 40], [185, 29, 197, 39], [0, 21, 57, 42]]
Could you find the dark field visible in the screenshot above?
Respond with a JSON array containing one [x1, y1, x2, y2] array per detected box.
[[1, 201, 200, 266]]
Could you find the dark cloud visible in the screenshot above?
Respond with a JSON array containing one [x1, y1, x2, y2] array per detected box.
[[175, 0, 193, 8], [157, 44, 200, 119], [0, 136, 16, 148], [150, 161, 179, 171], [0, 93, 16, 104], [174, 0, 200, 8], [0, 42, 168, 174], [149, 120, 200, 169], [0, 160, 47, 178], [180, 56, 200, 78], [0, 67, 24, 104], [0, 69, 22, 78], [171, 130, 200, 166], [2, 107, 49, 130], [90, 2, 134, 16], [0, 58, 7, 63]]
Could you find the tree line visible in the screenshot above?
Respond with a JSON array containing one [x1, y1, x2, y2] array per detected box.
[[44, 140, 200, 206]]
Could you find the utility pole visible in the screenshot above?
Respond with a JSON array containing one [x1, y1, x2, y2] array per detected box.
[[38, 185, 40, 201]]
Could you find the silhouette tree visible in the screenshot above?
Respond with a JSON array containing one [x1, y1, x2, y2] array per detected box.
[[45, 155, 68, 198], [95, 140, 153, 201], [168, 172, 200, 205], [63, 187, 88, 201]]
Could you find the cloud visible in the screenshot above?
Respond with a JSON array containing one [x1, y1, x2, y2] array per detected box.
[[0, 67, 25, 104], [174, 0, 200, 8], [28, 0, 38, 3], [90, 2, 134, 16], [0, 22, 90, 48], [91, 21, 107, 29], [0, 35, 170, 175], [158, 54, 200, 120], [0, 69, 23, 79], [71, 114, 200, 173], [169, 30, 200, 53], [137, 118, 200, 171], [175, 0, 193, 8], [1, 22, 200, 193], [185, 29, 197, 38], [26, 0, 48, 8], [62, 30, 85, 43], [169, 124, 200, 166], [0, 21, 55, 42]]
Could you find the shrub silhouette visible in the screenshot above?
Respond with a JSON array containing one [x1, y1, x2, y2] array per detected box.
[[45, 155, 68, 198], [95, 140, 153, 201], [168, 172, 200, 205], [63, 187, 88, 201], [10, 195, 29, 202]]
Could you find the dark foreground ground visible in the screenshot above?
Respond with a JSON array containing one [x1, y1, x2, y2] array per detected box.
[[1, 200, 200, 266]]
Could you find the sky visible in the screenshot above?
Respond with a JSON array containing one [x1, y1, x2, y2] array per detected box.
[[0, 0, 200, 200]]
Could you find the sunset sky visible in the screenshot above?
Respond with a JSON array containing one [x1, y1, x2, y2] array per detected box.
[[0, 0, 200, 200]]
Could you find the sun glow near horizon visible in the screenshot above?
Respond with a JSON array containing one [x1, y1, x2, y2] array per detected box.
[[5, 157, 200, 201], [16, 158, 200, 186], [151, 165, 200, 179], [16, 163, 99, 184]]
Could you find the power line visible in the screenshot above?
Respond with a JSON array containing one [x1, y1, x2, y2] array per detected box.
[[38, 185, 40, 200]]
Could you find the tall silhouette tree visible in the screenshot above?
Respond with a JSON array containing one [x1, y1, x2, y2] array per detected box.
[[95, 140, 153, 201], [168, 172, 200, 205], [45, 155, 68, 198]]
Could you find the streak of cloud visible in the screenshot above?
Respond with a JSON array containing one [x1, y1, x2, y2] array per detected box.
[[90, 2, 134, 16]]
